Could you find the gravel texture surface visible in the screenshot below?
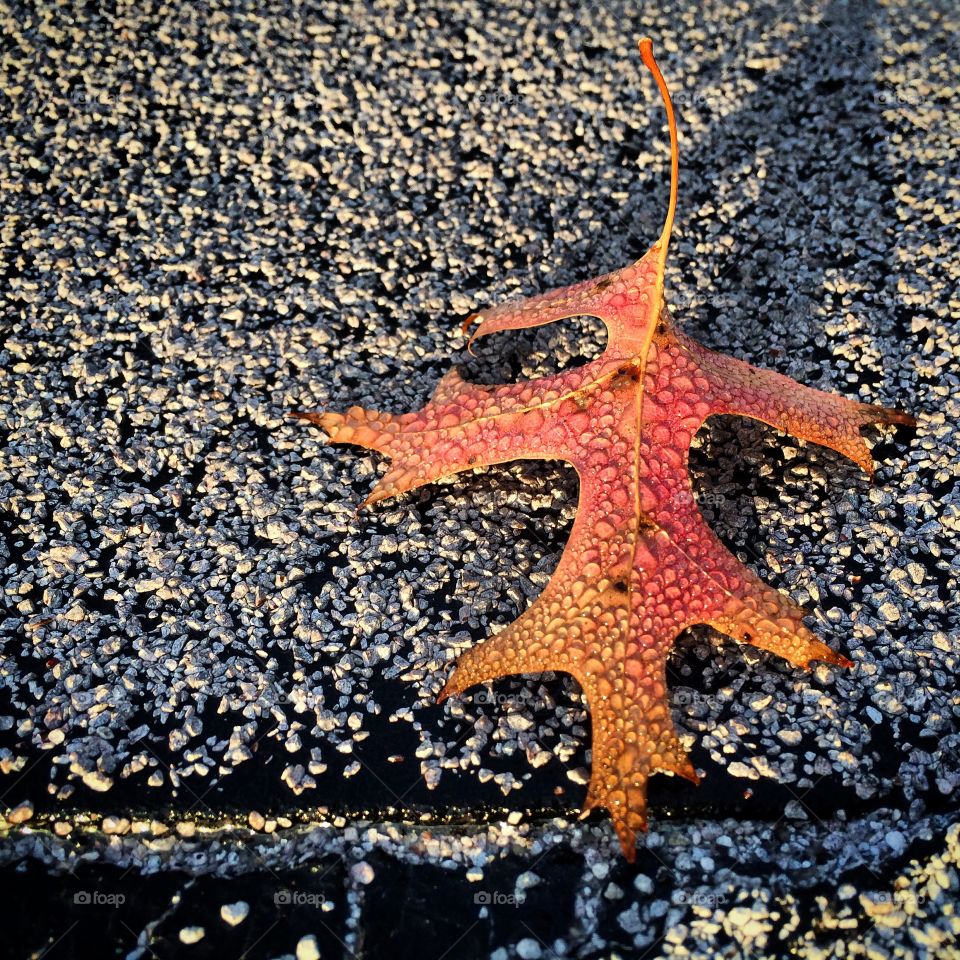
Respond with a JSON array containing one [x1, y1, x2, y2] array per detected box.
[[0, 0, 957, 957]]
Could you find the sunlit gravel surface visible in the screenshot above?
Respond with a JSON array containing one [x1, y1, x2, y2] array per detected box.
[[0, 0, 957, 957]]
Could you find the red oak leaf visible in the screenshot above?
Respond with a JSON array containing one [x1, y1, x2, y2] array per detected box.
[[294, 39, 914, 859]]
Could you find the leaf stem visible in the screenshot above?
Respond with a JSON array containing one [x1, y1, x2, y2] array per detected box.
[[638, 38, 678, 263]]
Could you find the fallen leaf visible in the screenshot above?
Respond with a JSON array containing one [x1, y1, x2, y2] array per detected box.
[[293, 39, 914, 859]]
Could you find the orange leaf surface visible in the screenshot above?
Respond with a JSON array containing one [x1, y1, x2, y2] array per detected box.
[[293, 39, 914, 860]]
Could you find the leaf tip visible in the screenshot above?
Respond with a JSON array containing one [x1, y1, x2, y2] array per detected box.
[[461, 314, 482, 356], [677, 758, 701, 785], [812, 648, 855, 671], [884, 408, 917, 429], [436, 670, 461, 705], [615, 820, 643, 862]]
